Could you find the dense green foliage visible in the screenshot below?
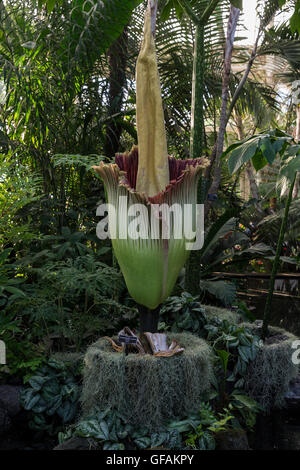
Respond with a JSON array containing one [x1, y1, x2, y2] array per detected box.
[[0, 0, 300, 451], [20, 357, 82, 435], [58, 402, 234, 450]]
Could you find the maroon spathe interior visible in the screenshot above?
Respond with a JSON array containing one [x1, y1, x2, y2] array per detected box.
[[115, 147, 202, 192]]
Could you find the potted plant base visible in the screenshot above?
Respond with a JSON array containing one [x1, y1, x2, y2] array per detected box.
[[81, 332, 214, 431], [243, 324, 298, 411]]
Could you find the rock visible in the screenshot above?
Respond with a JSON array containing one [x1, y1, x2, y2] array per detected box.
[[216, 429, 250, 450], [278, 425, 300, 450], [0, 404, 12, 436], [285, 377, 300, 409], [0, 385, 23, 417], [53, 437, 97, 451]]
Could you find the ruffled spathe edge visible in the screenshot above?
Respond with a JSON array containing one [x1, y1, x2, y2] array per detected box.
[[92, 146, 209, 205]]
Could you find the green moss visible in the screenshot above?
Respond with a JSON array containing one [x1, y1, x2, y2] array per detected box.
[[81, 332, 214, 431], [242, 324, 298, 411], [204, 305, 241, 324]]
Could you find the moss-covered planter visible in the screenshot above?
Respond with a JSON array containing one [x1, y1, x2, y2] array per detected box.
[[243, 324, 298, 411], [81, 332, 213, 431], [204, 305, 241, 324]]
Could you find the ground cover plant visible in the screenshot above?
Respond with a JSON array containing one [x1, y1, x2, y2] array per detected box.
[[0, 0, 300, 452]]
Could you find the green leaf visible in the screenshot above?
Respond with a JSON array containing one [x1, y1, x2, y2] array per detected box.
[[161, 0, 173, 21], [63, 0, 142, 72], [227, 137, 261, 174], [103, 442, 125, 450], [30, 413, 48, 430], [286, 145, 300, 157], [174, 1, 184, 20], [57, 401, 78, 423], [4, 286, 26, 297], [46, 0, 56, 13], [251, 153, 268, 171], [279, 156, 300, 182], [216, 350, 229, 375], [200, 280, 236, 307], [77, 418, 110, 440], [0, 248, 11, 265], [134, 436, 151, 449], [46, 395, 62, 415], [28, 376, 49, 391], [237, 345, 250, 363], [260, 136, 276, 164], [21, 390, 40, 410], [168, 419, 194, 433], [221, 135, 253, 159], [47, 358, 65, 370], [290, 4, 300, 34], [150, 432, 168, 448], [231, 393, 260, 410], [31, 400, 48, 414]]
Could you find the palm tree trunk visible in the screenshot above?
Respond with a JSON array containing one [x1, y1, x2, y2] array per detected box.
[[292, 106, 300, 198], [185, 0, 221, 294], [104, 27, 128, 158], [262, 173, 297, 339], [184, 24, 205, 295], [190, 24, 205, 159]]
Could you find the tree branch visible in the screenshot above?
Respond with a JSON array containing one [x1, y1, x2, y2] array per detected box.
[[225, 29, 262, 122], [206, 5, 240, 200]]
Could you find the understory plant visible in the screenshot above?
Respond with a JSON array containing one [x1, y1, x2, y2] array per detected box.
[[58, 402, 234, 450], [59, 407, 182, 450], [0, 310, 44, 378], [20, 357, 82, 436], [59, 396, 260, 450], [160, 293, 262, 420], [168, 403, 233, 450], [184, 209, 274, 306], [8, 252, 134, 352], [205, 318, 262, 391], [159, 292, 207, 334], [224, 129, 300, 337]]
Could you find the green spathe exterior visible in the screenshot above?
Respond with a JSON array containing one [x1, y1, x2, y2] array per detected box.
[[93, 148, 208, 309], [93, 5, 208, 309]]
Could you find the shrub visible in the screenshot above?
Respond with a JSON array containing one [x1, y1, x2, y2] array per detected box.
[[20, 357, 82, 436]]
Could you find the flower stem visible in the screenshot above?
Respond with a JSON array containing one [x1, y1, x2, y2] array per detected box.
[[139, 305, 160, 333]]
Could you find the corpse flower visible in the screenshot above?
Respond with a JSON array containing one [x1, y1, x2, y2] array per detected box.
[[93, 6, 208, 310]]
